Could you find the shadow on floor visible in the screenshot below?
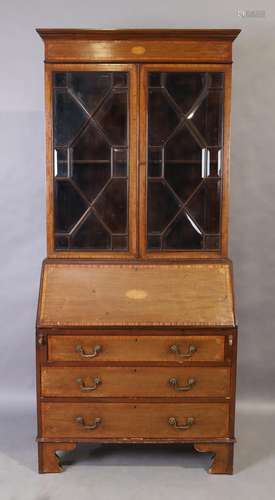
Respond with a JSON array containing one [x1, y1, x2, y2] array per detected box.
[[60, 442, 210, 470]]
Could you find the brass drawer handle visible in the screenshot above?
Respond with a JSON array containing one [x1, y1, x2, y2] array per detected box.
[[168, 416, 195, 430], [75, 344, 102, 358], [169, 344, 197, 358], [76, 376, 102, 392], [169, 377, 196, 392], [75, 416, 101, 430]]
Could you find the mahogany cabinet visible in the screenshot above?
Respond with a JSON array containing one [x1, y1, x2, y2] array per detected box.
[[36, 28, 240, 474]]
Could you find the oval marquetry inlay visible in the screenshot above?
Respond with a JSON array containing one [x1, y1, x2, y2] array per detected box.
[[126, 289, 148, 300], [131, 45, 146, 55]]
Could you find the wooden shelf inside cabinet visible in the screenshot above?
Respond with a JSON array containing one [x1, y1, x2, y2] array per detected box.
[[36, 28, 240, 475]]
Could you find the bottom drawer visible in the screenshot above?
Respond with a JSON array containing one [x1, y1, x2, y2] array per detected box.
[[41, 366, 230, 397], [41, 402, 229, 439]]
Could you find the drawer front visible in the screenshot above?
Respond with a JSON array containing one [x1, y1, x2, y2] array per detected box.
[[41, 366, 230, 398], [41, 402, 229, 439], [48, 335, 225, 363]]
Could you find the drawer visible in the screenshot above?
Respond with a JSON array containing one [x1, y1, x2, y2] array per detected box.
[[41, 402, 229, 439], [41, 366, 230, 398], [47, 335, 225, 363]]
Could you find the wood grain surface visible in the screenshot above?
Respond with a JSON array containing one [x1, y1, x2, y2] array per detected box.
[[36, 28, 240, 474], [38, 262, 235, 327], [41, 366, 230, 398], [37, 29, 240, 64], [41, 402, 229, 438], [47, 334, 225, 362]]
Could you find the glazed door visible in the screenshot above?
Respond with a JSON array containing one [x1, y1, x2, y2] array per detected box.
[[46, 64, 137, 258], [139, 64, 231, 259], [45, 63, 230, 260]]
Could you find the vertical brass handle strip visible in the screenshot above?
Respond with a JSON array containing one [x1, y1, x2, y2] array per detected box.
[[168, 416, 195, 430], [169, 377, 196, 392], [75, 416, 102, 430], [169, 344, 197, 358], [75, 344, 102, 358], [76, 376, 102, 392]]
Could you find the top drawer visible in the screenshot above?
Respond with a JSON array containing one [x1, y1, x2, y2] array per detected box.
[[47, 335, 225, 363]]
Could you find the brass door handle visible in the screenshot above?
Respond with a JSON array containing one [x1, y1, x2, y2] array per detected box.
[[75, 344, 102, 358], [168, 416, 195, 430], [76, 376, 102, 391], [75, 416, 101, 430], [169, 344, 197, 358], [169, 377, 196, 391]]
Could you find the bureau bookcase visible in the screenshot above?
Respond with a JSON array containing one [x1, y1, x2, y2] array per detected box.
[[36, 29, 240, 474]]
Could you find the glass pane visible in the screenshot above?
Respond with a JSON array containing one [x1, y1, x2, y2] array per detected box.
[[148, 147, 163, 177], [113, 148, 127, 177], [205, 235, 220, 250], [94, 91, 127, 146], [187, 180, 221, 234], [54, 149, 69, 177], [55, 235, 69, 249], [53, 71, 129, 251], [165, 125, 202, 201], [148, 89, 180, 146], [147, 71, 224, 252], [94, 179, 128, 234], [73, 121, 110, 162], [71, 212, 111, 250], [165, 72, 206, 114], [147, 180, 180, 233], [112, 235, 128, 250], [163, 213, 203, 250], [209, 73, 224, 89], [54, 89, 88, 147], [208, 148, 223, 177], [54, 180, 88, 233], [113, 72, 128, 88], [149, 73, 161, 87], [191, 90, 223, 147], [68, 72, 111, 114], [148, 234, 161, 250], [72, 163, 111, 202], [54, 72, 67, 87]]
